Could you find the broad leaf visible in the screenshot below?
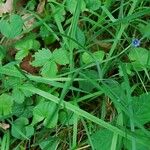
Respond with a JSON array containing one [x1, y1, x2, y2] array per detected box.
[[41, 61, 58, 77], [15, 38, 40, 60], [0, 93, 13, 116], [32, 101, 58, 128], [40, 25, 50, 38], [32, 48, 52, 67], [119, 63, 133, 76], [139, 23, 150, 39], [21, 83, 34, 97], [132, 93, 150, 125], [128, 47, 150, 68], [15, 39, 40, 51], [82, 51, 105, 64], [85, 0, 101, 11], [59, 102, 79, 125], [15, 49, 29, 60], [51, 3, 66, 22], [12, 88, 25, 104], [11, 117, 34, 139], [39, 137, 59, 150], [65, 0, 86, 14], [53, 48, 69, 65], [90, 129, 113, 150], [79, 70, 99, 92], [0, 14, 23, 38], [124, 129, 150, 150]]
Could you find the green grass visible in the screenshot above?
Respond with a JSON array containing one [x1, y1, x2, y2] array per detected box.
[[0, 0, 150, 149]]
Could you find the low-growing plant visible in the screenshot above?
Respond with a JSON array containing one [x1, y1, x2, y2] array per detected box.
[[0, 0, 150, 150]]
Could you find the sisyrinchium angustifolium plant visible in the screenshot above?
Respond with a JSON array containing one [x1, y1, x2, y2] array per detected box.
[[0, 0, 150, 149]]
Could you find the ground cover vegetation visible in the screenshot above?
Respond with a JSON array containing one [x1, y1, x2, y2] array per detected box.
[[0, 0, 150, 149]]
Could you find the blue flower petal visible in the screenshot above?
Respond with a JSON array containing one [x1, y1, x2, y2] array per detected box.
[[132, 39, 140, 47]]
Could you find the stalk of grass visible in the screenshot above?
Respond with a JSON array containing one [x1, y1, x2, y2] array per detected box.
[[1, 131, 10, 150], [81, 118, 95, 150], [79, 71, 150, 136], [120, 63, 136, 150], [72, 112, 78, 149], [20, 85, 150, 147]]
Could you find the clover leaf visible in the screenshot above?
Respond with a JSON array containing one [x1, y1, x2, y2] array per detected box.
[[32, 48, 69, 77], [11, 117, 34, 139], [15, 38, 40, 60], [0, 14, 23, 38]]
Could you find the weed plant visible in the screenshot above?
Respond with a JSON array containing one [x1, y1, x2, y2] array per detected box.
[[0, 0, 150, 150]]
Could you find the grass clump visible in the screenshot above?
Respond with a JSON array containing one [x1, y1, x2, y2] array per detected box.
[[0, 0, 150, 149]]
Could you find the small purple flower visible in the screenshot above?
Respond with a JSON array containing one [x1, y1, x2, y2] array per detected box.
[[132, 39, 140, 47]]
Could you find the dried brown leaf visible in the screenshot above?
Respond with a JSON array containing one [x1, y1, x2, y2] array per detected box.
[[0, 0, 13, 16], [37, 0, 45, 14], [0, 122, 10, 130]]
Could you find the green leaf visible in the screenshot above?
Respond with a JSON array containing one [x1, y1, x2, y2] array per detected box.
[[85, 0, 101, 11], [53, 48, 69, 65], [0, 46, 6, 63], [132, 93, 150, 125], [3, 76, 23, 89], [40, 25, 50, 38], [0, 14, 23, 38], [139, 23, 150, 39], [15, 38, 40, 60], [124, 129, 150, 150], [79, 70, 99, 92], [39, 137, 59, 150], [82, 51, 105, 64], [40, 26, 56, 44], [0, 94, 13, 116], [119, 63, 133, 76], [90, 129, 113, 150], [51, 3, 66, 22], [32, 48, 52, 67], [12, 88, 25, 104], [32, 101, 58, 128], [128, 47, 150, 68], [59, 108, 77, 125], [11, 117, 34, 139], [21, 83, 34, 97], [65, 0, 86, 14], [41, 61, 58, 77], [15, 49, 29, 60], [15, 39, 40, 51]]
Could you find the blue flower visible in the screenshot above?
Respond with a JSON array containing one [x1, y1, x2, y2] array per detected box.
[[132, 39, 140, 47]]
